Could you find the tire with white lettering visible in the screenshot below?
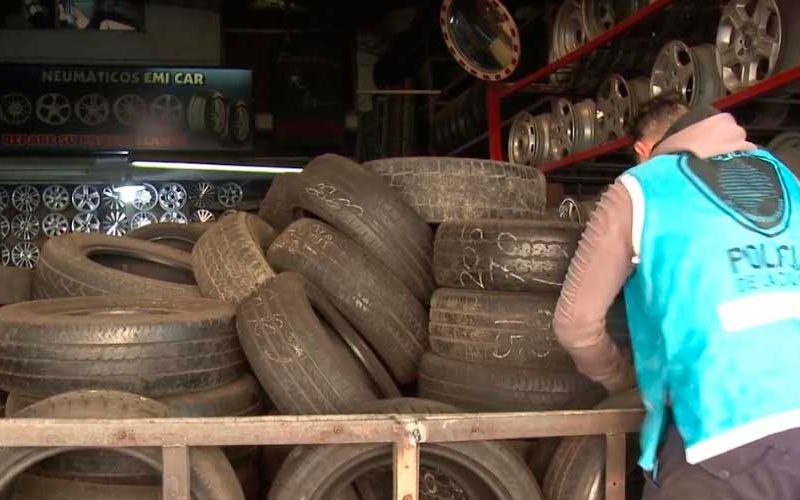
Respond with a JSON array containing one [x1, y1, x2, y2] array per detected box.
[[266, 219, 429, 385], [0, 391, 244, 500], [258, 175, 298, 233], [268, 398, 543, 500], [433, 220, 583, 293], [237, 272, 381, 414], [419, 353, 603, 412], [281, 154, 434, 303], [127, 222, 211, 252], [363, 157, 547, 223], [32, 233, 200, 299], [430, 289, 574, 368], [543, 390, 643, 500], [192, 212, 277, 304]]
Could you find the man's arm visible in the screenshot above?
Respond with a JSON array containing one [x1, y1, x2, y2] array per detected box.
[[553, 180, 637, 393]]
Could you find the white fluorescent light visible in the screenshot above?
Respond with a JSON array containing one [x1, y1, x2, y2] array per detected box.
[[131, 161, 303, 174]]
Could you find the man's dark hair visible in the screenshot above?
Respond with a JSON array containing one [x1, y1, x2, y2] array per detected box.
[[628, 93, 690, 143]]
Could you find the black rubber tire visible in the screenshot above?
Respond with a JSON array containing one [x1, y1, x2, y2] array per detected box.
[[127, 223, 211, 253], [418, 353, 603, 412], [258, 175, 297, 233], [363, 157, 547, 223], [0, 295, 245, 397], [267, 219, 429, 385], [33, 233, 200, 299], [268, 398, 542, 500], [12, 376, 261, 485], [430, 288, 574, 368], [192, 212, 277, 304], [0, 390, 244, 500], [0, 267, 31, 305], [237, 272, 382, 414], [543, 390, 643, 500], [286, 154, 435, 302], [433, 220, 583, 292]]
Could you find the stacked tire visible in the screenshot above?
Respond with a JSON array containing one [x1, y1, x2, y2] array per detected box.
[[255, 155, 543, 499]]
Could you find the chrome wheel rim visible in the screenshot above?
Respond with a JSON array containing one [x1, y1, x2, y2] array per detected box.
[[130, 211, 158, 230], [42, 185, 69, 211], [158, 183, 187, 211], [132, 183, 158, 211], [716, 0, 781, 92], [0, 216, 9, 238], [71, 212, 100, 233], [102, 185, 127, 210], [71, 184, 101, 212], [12, 185, 40, 212], [549, 98, 578, 160], [0, 245, 9, 266], [12, 242, 39, 268], [596, 75, 650, 141], [191, 209, 215, 223], [102, 211, 128, 236], [217, 182, 243, 208], [650, 41, 726, 106], [0, 187, 8, 210], [42, 213, 69, 238], [508, 112, 536, 165], [190, 182, 215, 208], [160, 211, 188, 224], [552, 0, 587, 60]]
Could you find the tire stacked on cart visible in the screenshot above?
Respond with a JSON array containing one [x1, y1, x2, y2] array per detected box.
[[236, 154, 543, 499]]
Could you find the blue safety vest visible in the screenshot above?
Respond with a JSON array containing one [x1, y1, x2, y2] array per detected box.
[[622, 148, 800, 471]]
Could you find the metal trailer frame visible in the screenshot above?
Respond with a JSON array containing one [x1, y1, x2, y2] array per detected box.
[[0, 407, 643, 500], [484, 0, 800, 171]]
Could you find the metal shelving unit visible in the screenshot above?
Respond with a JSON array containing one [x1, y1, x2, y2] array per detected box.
[[484, 0, 800, 172]]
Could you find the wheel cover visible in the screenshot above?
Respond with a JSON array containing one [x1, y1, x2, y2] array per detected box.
[[716, 0, 782, 92]]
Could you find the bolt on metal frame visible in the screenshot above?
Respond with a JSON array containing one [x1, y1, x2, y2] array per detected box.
[[485, 0, 800, 172], [0, 408, 643, 500]]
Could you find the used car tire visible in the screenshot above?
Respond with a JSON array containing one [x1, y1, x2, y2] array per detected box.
[[543, 390, 643, 500], [8, 375, 262, 485], [281, 154, 435, 302], [127, 222, 211, 252], [267, 219, 429, 385], [0, 267, 31, 305], [0, 390, 244, 500], [258, 175, 298, 233], [418, 353, 603, 412], [363, 157, 547, 223], [268, 398, 543, 500], [33, 233, 200, 299], [433, 220, 582, 292], [237, 272, 386, 414], [0, 295, 245, 397], [430, 288, 573, 368], [192, 212, 277, 304]]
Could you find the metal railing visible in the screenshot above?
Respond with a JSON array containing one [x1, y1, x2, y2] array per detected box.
[[0, 408, 644, 500]]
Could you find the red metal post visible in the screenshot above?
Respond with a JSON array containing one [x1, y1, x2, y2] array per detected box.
[[487, 83, 504, 160]]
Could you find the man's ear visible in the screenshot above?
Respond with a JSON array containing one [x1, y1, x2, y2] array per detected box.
[[633, 139, 654, 163]]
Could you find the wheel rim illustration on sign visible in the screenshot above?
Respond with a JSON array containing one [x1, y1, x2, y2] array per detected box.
[[151, 94, 184, 127], [113, 94, 146, 126], [36, 93, 71, 125], [0, 93, 32, 125], [75, 93, 110, 126]]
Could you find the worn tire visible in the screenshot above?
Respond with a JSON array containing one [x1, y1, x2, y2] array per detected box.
[[192, 212, 277, 304], [0, 391, 244, 500], [284, 154, 434, 302], [543, 390, 643, 500], [430, 288, 574, 368], [268, 398, 543, 500], [419, 353, 603, 412], [33, 233, 200, 299], [0, 296, 245, 397], [258, 175, 298, 233], [127, 223, 211, 252], [0, 267, 31, 305], [237, 272, 382, 414], [9, 376, 261, 485], [267, 219, 429, 385], [363, 157, 547, 223], [433, 220, 582, 292]]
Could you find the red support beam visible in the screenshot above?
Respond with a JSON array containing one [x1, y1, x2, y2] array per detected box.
[[487, 83, 503, 160]]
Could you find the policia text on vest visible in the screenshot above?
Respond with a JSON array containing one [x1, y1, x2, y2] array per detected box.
[[728, 244, 800, 292]]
